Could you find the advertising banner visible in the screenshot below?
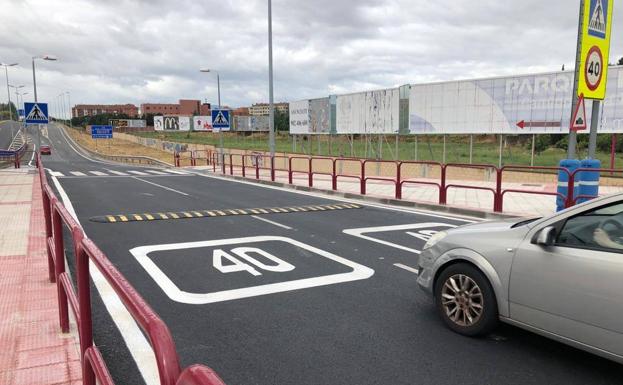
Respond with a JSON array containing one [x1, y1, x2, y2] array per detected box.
[[179, 116, 191, 131], [309, 97, 331, 134], [409, 66, 623, 134], [336, 89, 399, 134], [193, 115, 213, 131], [289, 100, 310, 134], [109, 119, 147, 128], [235, 116, 269, 132], [154, 116, 164, 131]]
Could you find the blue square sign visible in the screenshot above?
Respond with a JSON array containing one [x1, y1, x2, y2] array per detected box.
[[211, 109, 230, 131], [91, 125, 113, 139], [24, 102, 49, 124]]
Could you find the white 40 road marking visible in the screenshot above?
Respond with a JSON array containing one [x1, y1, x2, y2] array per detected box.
[[130, 236, 374, 305], [212, 247, 295, 276]]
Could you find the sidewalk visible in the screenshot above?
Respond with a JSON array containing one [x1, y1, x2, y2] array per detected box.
[[194, 165, 623, 217], [0, 168, 82, 385]]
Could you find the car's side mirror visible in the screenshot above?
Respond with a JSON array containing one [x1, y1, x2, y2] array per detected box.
[[533, 226, 556, 246]]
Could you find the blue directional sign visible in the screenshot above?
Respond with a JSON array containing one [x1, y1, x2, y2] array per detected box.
[[24, 102, 49, 124], [91, 125, 113, 139], [211, 109, 230, 131], [18, 109, 25, 118]]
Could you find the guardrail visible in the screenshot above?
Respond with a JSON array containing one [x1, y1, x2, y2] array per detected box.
[[0, 143, 27, 168], [179, 152, 623, 214], [37, 154, 226, 385]]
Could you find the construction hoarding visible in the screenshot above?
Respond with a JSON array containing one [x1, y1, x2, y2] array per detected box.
[[109, 119, 146, 128], [409, 66, 623, 134], [336, 88, 399, 134], [289, 100, 309, 134], [193, 115, 213, 131]]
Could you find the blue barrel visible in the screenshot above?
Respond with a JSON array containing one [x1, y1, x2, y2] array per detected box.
[[557, 159, 581, 211], [577, 159, 601, 204]]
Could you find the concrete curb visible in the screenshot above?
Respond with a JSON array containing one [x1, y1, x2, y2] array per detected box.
[[199, 170, 519, 220]]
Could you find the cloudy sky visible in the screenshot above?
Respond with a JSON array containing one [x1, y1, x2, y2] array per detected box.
[[1, 0, 622, 113]]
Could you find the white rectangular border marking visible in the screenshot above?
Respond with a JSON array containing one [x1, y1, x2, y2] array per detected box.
[[129, 236, 374, 305], [343, 222, 457, 254]]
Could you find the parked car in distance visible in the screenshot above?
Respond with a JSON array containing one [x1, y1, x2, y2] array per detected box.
[[40, 145, 51, 155], [417, 192, 623, 364]]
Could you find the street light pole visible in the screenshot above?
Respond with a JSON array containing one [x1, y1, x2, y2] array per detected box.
[[67, 91, 72, 127], [199, 69, 224, 164], [31, 55, 57, 147], [268, 0, 275, 157], [1, 63, 17, 121]]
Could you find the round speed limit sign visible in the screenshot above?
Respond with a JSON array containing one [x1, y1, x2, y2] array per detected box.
[[585, 46, 603, 91]]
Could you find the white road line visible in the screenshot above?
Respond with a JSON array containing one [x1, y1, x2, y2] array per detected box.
[[28, 144, 36, 167], [163, 169, 189, 175], [49, 174, 159, 385], [107, 170, 129, 176], [70, 171, 87, 176], [393, 263, 419, 275], [128, 170, 149, 176], [89, 171, 108, 176], [48, 170, 64, 177], [144, 170, 168, 175], [132, 177, 190, 196], [250, 215, 293, 230]]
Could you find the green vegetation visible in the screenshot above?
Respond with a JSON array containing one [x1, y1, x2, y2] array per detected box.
[[0, 102, 18, 120], [129, 131, 623, 168]]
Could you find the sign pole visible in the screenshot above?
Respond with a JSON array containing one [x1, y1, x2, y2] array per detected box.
[[588, 100, 600, 158], [531, 134, 536, 166], [568, 0, 585, 159]]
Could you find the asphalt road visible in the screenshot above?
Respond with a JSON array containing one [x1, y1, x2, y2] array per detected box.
[[42, 123, 622, 385], [0, 120, 20, 149]]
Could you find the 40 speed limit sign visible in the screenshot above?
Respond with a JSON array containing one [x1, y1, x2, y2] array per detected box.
[[584, 46, 603, 91], [577, 0, 614, 100]]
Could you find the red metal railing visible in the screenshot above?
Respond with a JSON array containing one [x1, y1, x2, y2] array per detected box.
[[0, 143, 27, 168], [37, 154, 226, 385], [176, 151, 623, 214]]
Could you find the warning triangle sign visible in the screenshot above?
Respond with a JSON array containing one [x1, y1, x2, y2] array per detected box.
[[589, 0, 607, 36], [26, 103, 47, 122], [570, 94, 587, 131], [213, 111, 228, 125]]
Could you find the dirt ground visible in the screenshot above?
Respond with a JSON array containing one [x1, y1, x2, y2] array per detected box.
[[63, 126, 174, 165]]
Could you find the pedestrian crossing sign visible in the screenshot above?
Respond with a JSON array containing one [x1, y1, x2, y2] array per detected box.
[[24, 102, 49, 124], [211, 109, 230, 131]]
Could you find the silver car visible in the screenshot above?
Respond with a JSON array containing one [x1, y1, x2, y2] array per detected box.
[[417, 192, 623, 364]]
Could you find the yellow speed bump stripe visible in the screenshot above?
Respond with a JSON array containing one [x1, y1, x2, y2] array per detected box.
[[89, 203, 362, 223]]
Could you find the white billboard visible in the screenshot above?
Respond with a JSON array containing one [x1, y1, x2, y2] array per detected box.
[[309, 97, 331, 134], [336, 88, 399, 134], [154, 116, 164, 131], [235, 116, 269, 132], [193, 115, 213, 131], [289, 100, 309, 134], [179, 116, 191, 131], [409, 66, 623, 134]]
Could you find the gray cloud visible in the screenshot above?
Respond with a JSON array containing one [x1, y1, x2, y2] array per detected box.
[[0, 0, 621, 112]]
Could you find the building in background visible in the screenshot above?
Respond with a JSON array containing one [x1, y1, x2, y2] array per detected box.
[[140, 100, 211, 116], [72, 104, 138, 118], [232, 107, 249, 116], [248, 102, 289, 116]]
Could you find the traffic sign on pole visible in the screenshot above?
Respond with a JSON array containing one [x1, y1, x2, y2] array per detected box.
[[90, 125, 113, 139], [578, 0, 613, 100], [211, 109, 230, 131], [570, 94, 587, 131], [24, 102, 48, 124]]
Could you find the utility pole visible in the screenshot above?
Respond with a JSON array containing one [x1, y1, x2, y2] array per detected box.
[[268, 0, 275, 157]]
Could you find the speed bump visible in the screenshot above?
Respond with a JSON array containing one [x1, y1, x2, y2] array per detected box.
[[90, 203, 362, 223]]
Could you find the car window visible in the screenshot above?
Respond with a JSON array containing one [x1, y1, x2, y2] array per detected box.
[[556, 201, 623, 253]]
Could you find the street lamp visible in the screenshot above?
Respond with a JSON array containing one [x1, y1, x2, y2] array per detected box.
[[31, 55, 57, 147], [199, 68, 224, 165], [32, 55, 57, 102], [0, 62, 18, 121], [66, 91, 72, 127], [8, 85, 23, 139]]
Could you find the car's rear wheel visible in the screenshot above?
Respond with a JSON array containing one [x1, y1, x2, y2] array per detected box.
[[434, 263, 498, 336]]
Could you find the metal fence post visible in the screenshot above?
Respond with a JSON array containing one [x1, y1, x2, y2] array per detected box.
[[395, 162, 402, 199], [270, 156, 275, 181], [360, 161, 366, 195], [52, 205, 69, 333], [288, 157, 293, 184], [494, 168, 502, 212], [308, 158, 313, 187], [439, 165, 447, 205], [332, 159, 337, 191]]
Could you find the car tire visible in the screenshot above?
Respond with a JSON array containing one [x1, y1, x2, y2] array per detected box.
[[434, 263, 498, 336]]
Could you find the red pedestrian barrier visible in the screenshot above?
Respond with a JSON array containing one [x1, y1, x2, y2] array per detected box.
[[37, 153, 226, 385]]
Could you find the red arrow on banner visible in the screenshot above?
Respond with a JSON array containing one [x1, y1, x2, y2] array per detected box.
[[516, 120, 525, 129]]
